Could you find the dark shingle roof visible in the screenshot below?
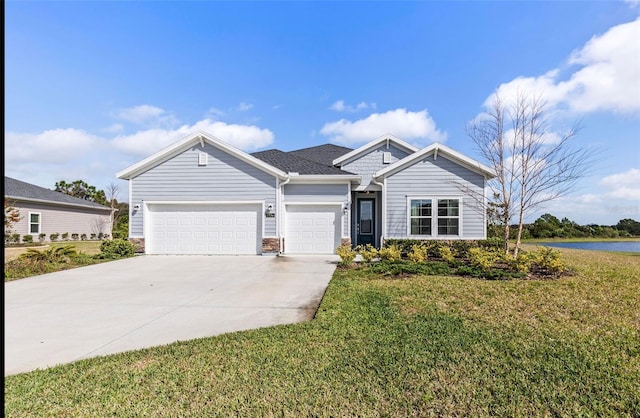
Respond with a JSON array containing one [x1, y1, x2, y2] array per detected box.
[[288, 144, 353, 167], [4, 177, 112, 210], [251, 149, 355, 175]]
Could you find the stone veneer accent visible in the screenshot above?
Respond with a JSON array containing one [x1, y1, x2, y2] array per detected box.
[[129, 238, 145, 253], [262, 238, 280, 253], [341, 238, 352, 247]]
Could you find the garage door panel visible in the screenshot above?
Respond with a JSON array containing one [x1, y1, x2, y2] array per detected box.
[[286, 205, 341, 254], [147, 204, 262, 255]]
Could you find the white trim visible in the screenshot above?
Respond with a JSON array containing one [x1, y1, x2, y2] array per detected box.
[[283, 201, 343, 206], [116, 130, 287, 179], [128, 178, 134, 238], [405, 196, 464, 239], [27, 211, 41, 235], [286, 174, 361, 184], [333, 133, 419, 166], [374, 143, 496, 179]]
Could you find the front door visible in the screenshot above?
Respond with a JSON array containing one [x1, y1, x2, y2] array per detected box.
[[356, 198, 375, 246]]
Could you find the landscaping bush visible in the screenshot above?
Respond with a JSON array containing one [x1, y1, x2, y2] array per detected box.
[[98, 239, 136, 259], [22, 235, 33, 244], [81, 234, 87, 241], [379, 244, 402, 261], [38, 233, 46, 243], [336, 244, 357, 266], [356, 244, 378, 263], [19, 245, 77, 263], [407, 243, 427, 263], [436, 245, 455, 263], [368, 260, 451, 276], [530, 247, 566, 276], [90, 233, 97, 240], [71, 233, 79, 241], [50, 233, 59, 242], [468, 247, 498, 270], [61, 232, 69, 241]]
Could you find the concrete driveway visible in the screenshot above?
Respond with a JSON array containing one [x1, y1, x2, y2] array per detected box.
[[5, 254, 338, 376]]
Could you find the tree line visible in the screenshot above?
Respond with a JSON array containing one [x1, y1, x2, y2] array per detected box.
[[489, 213, 640, 240]]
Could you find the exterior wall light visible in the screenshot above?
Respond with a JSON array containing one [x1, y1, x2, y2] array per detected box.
[[133, 204, 141, 211], [343, 202, 350, 214], [265, 204, 275, 218]]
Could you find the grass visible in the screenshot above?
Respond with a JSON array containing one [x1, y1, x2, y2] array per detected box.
[[4, 249, 640, 416], [5, 241, 110, 281]]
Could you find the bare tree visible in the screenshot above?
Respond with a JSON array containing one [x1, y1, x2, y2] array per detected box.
[[105, 182, 120, 238], [467, 91, 592, 257]]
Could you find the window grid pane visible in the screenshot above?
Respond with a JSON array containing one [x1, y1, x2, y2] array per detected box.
[[410, 199, 432, 236]]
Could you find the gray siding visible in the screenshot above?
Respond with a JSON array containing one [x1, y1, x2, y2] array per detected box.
[[385, 155, 486, 239], [342, 144, 410, 188], [283, 183, 350, 237], [12, 201, 112, 240], [130, 143, 277, 237]]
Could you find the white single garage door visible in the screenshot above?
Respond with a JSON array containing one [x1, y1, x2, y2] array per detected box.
[[147, 203, 262, 255], [286, 205, 341, 254]]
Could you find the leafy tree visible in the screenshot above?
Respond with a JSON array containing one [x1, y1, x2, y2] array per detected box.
[[55, 180, 108, 206], [616, 219, 640, 236], [4, 199, 22, 233]]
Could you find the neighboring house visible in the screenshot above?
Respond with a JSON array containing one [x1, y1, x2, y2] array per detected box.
[[4, 177, 113, 241], [116, 131, 496, 255]]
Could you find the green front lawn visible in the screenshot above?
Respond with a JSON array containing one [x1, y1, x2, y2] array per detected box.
[[5, 249, 639, 416]]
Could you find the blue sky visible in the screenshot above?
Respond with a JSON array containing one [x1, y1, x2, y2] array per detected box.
[[5, 1, 640, 225]]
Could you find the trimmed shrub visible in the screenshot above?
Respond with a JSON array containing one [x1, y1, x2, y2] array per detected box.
[[356, 244, 378, 263], [98, 239, 136, 259], [49, 233, 59, 242], [81, 233, 87, 241], [407, 243, 427, 263], [38, 233, 46, 243], [22, 235, 34, 244], [437, 245, 455, 263], [369, 260, 451, 276], [90, 233, 97, 240], [71, 233, 79, 241], [336, 244, 357, 266], [61, 232, 69, 241], [10, 233, 21, 244], [379, 244, 402, 262], [530, 247, 565, 275], [468, 247, 498, 270]]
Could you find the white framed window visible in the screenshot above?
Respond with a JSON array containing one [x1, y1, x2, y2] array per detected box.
[[437, 199, 460, 236], [407, 197, 462, 238], [409, 199, 432, 236], [28, 212, 41, 234]]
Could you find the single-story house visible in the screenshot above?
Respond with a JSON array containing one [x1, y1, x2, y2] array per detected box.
[[4, 176, 113, 241], [116, 131, 496, 255]]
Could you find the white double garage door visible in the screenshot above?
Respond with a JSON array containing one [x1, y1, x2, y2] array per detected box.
[[146, 203, 341, 255]]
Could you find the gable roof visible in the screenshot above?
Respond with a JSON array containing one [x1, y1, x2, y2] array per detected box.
[[4, 177, 112, 211], [288, 144, 353, 167], [116, 131, 288, 180], [251, 149, 355, 175], [332, 133, 419, 166], [374, 142, 497, 179]]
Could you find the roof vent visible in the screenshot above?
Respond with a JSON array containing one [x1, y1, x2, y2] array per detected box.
[[383, 152, 392, 164]]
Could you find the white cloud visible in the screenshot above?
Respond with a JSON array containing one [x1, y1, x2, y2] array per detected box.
[[329, 100, 376, 112], [5, 128, 101, 164], [599, 168, 640, 200], [114, 104, 179, 127], [111, 118, 274, 156], [489, 18, 640, 114], [237, 102, 254, 112], [320, 108, 447, 146]]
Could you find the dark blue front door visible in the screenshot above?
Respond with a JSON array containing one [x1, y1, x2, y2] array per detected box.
[[356, 199, 375, 246]]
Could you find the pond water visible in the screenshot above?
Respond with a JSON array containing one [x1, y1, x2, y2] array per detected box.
[[537, 241, 640, 253]]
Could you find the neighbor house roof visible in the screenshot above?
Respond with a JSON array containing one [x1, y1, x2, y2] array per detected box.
[[251, 149, 355, 175], [4, 177, 113, 211], [374, 142, 497, 179]]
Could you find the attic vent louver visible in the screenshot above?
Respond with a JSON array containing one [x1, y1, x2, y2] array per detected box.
[[198, 152, 208, 166], [383, 152, 392, 164]]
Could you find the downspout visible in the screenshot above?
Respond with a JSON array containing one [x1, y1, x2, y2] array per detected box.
[[372, 176, 385, 247], [277, 176, 291, 255]]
